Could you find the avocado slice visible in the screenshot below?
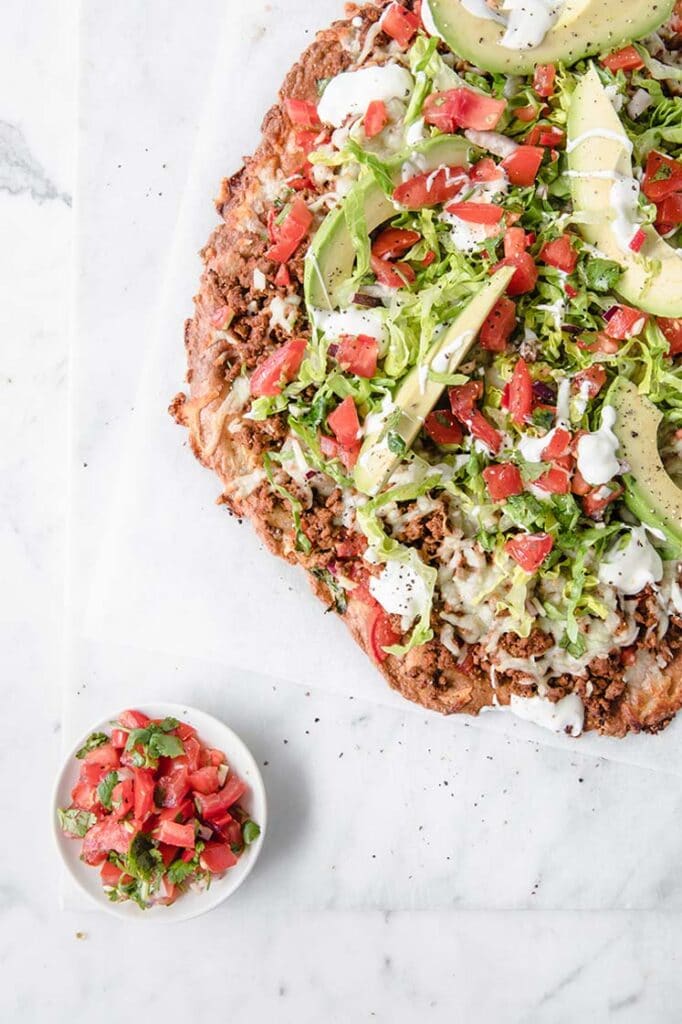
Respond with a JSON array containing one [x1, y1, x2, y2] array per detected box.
[[304, 135, 473, 311], [424, 0, 674, 74], [609, 377, 682, 556], [352, 266, 514, 496], [567, 65, 682, 318]]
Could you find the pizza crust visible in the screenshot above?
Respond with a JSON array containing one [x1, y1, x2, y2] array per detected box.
[[171, 2, 682, 737]]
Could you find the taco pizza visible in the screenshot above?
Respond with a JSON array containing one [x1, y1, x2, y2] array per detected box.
[[172, 0, 682, 737]]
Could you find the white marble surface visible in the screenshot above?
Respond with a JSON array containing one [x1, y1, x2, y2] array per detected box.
[[4, 0, 682, 1018]]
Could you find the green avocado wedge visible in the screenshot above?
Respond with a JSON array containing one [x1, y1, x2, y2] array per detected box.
[[609, 377, 682, 556], [424, 0, 674, 75], [304, 135, 473, 311], [352, 266, 514, 496], [567, 65, 682, 318]]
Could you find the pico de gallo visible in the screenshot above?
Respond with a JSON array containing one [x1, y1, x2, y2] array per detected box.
[[57, 710, 261, 909]]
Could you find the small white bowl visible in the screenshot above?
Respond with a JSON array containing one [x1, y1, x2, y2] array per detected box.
[[52, 702, 266, 921]]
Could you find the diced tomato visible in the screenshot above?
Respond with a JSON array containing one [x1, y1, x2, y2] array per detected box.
[[284, 98, 320, 128], [337, 334, 379, 378], [507, 358, 533, 426], [220, 775, 248, 808], [81, 818, 132, 866], [629, 227, 647, 252], [565, 283, 578, 299], [214, 815, 243, 847], [573, 364, 607, 398], [424, 88, 506, 133], [371, 227, 420, 260], [156, 820, 195, 849], [482, 463, 523, 502], [364, 99, 388, 138], [422, 249, 436, 267], [515, 104, 538, 123], [505, 533, 554, 573], [493, 252, 538, 296], [159, 796, 195, 824], [201, 748, 226, 768], [535, 466, 571, 494], [470, 158, 503, 183], [157, 764, 190, 809], [533, 64, 556, 98], [603, 305, 648, 340], [200, 841, 239, 874], [157, 843, 179, 869], [352, 585, 400, 663], [501, 145, 544, 187], [526, 124, 565, 148], [601, 45, 644, 73], [250, 337, 307, 397], [571, 468, 592, 496], [656, 193, 682, 227], [642, 151, 682, 202], [582, 484, 623, 520], [70, 782, 98, 812], [504, 227, 528, 259], [424, 409, 464, 446], [480, 296, 517, 352], [381, 2, 420, 47], [540, 235, 578, 274], [294, 128, 322, 155], [320, 434, 341, 461], [182, 735, 201, 773], [448, 380, 484, 417], [658, 317, 682, 356], [174, 723, 197, 742], [110, 728, 128, 749], [393, 166, 468, 209], [195, 790, 236, 821], [119, 710, 151, 730], [266, 197, 312, 263], [275, 264, 292, 288], [83, 743, 120, 772], [79, 760, 106, 787], [100, 861, 124, 887], [189, 766, 221, 795], [328, 396, 361, 449], [112, 778, 134, 820], [370, 253, 416, 287], [445, 201, 504, 225], [133, 769, 156, 824], [541, 427, 572, 461], [577, 332, 620, 355]]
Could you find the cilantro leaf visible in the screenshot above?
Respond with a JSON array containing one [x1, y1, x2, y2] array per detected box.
[[578, 258, 622, 294], [126, 833, 164, 882], [242, 820, 261, 845], [75, 732, 108, 760], [167, 858, 197, 886], [58, 808, 96, 838], [97, 770, 119, 811]]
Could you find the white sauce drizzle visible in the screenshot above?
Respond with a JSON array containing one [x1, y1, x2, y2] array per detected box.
[[575, 405, 620, 485], [609, 176, 643, 252], [566, 129, 633, 156], [311, 306, 386, 342]]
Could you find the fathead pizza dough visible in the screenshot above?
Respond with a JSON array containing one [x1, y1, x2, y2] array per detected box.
[[172, 1, 682, 737]]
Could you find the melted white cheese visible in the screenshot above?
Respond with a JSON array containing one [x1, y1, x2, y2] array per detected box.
[[598, 526, 664, 596], [269, 295, 300, 334], [509, 692, 584, 736], [317, 65, 414, 128], [575, 405, 620, 485], [369, 560, 428, 628]]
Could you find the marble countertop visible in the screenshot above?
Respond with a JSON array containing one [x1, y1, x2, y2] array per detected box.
[[4, 0, 682, 1019]]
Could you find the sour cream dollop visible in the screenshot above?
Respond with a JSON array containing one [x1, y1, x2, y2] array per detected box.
[[598, 526, 664, 596], [318, 65, 414, 127], [369, 560, 428, 628], [311, 306, 386, 343], [575, 405, 620, 486]]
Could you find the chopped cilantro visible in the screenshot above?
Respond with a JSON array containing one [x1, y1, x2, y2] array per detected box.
[[57, 808, 96, 838], [75, 732, 108, 759]]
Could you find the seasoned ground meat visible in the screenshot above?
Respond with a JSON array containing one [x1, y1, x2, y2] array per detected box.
[[499, 630, 553, 658]]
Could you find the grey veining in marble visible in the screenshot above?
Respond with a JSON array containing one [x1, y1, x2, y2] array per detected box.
[[0, 120, 71, 204]]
